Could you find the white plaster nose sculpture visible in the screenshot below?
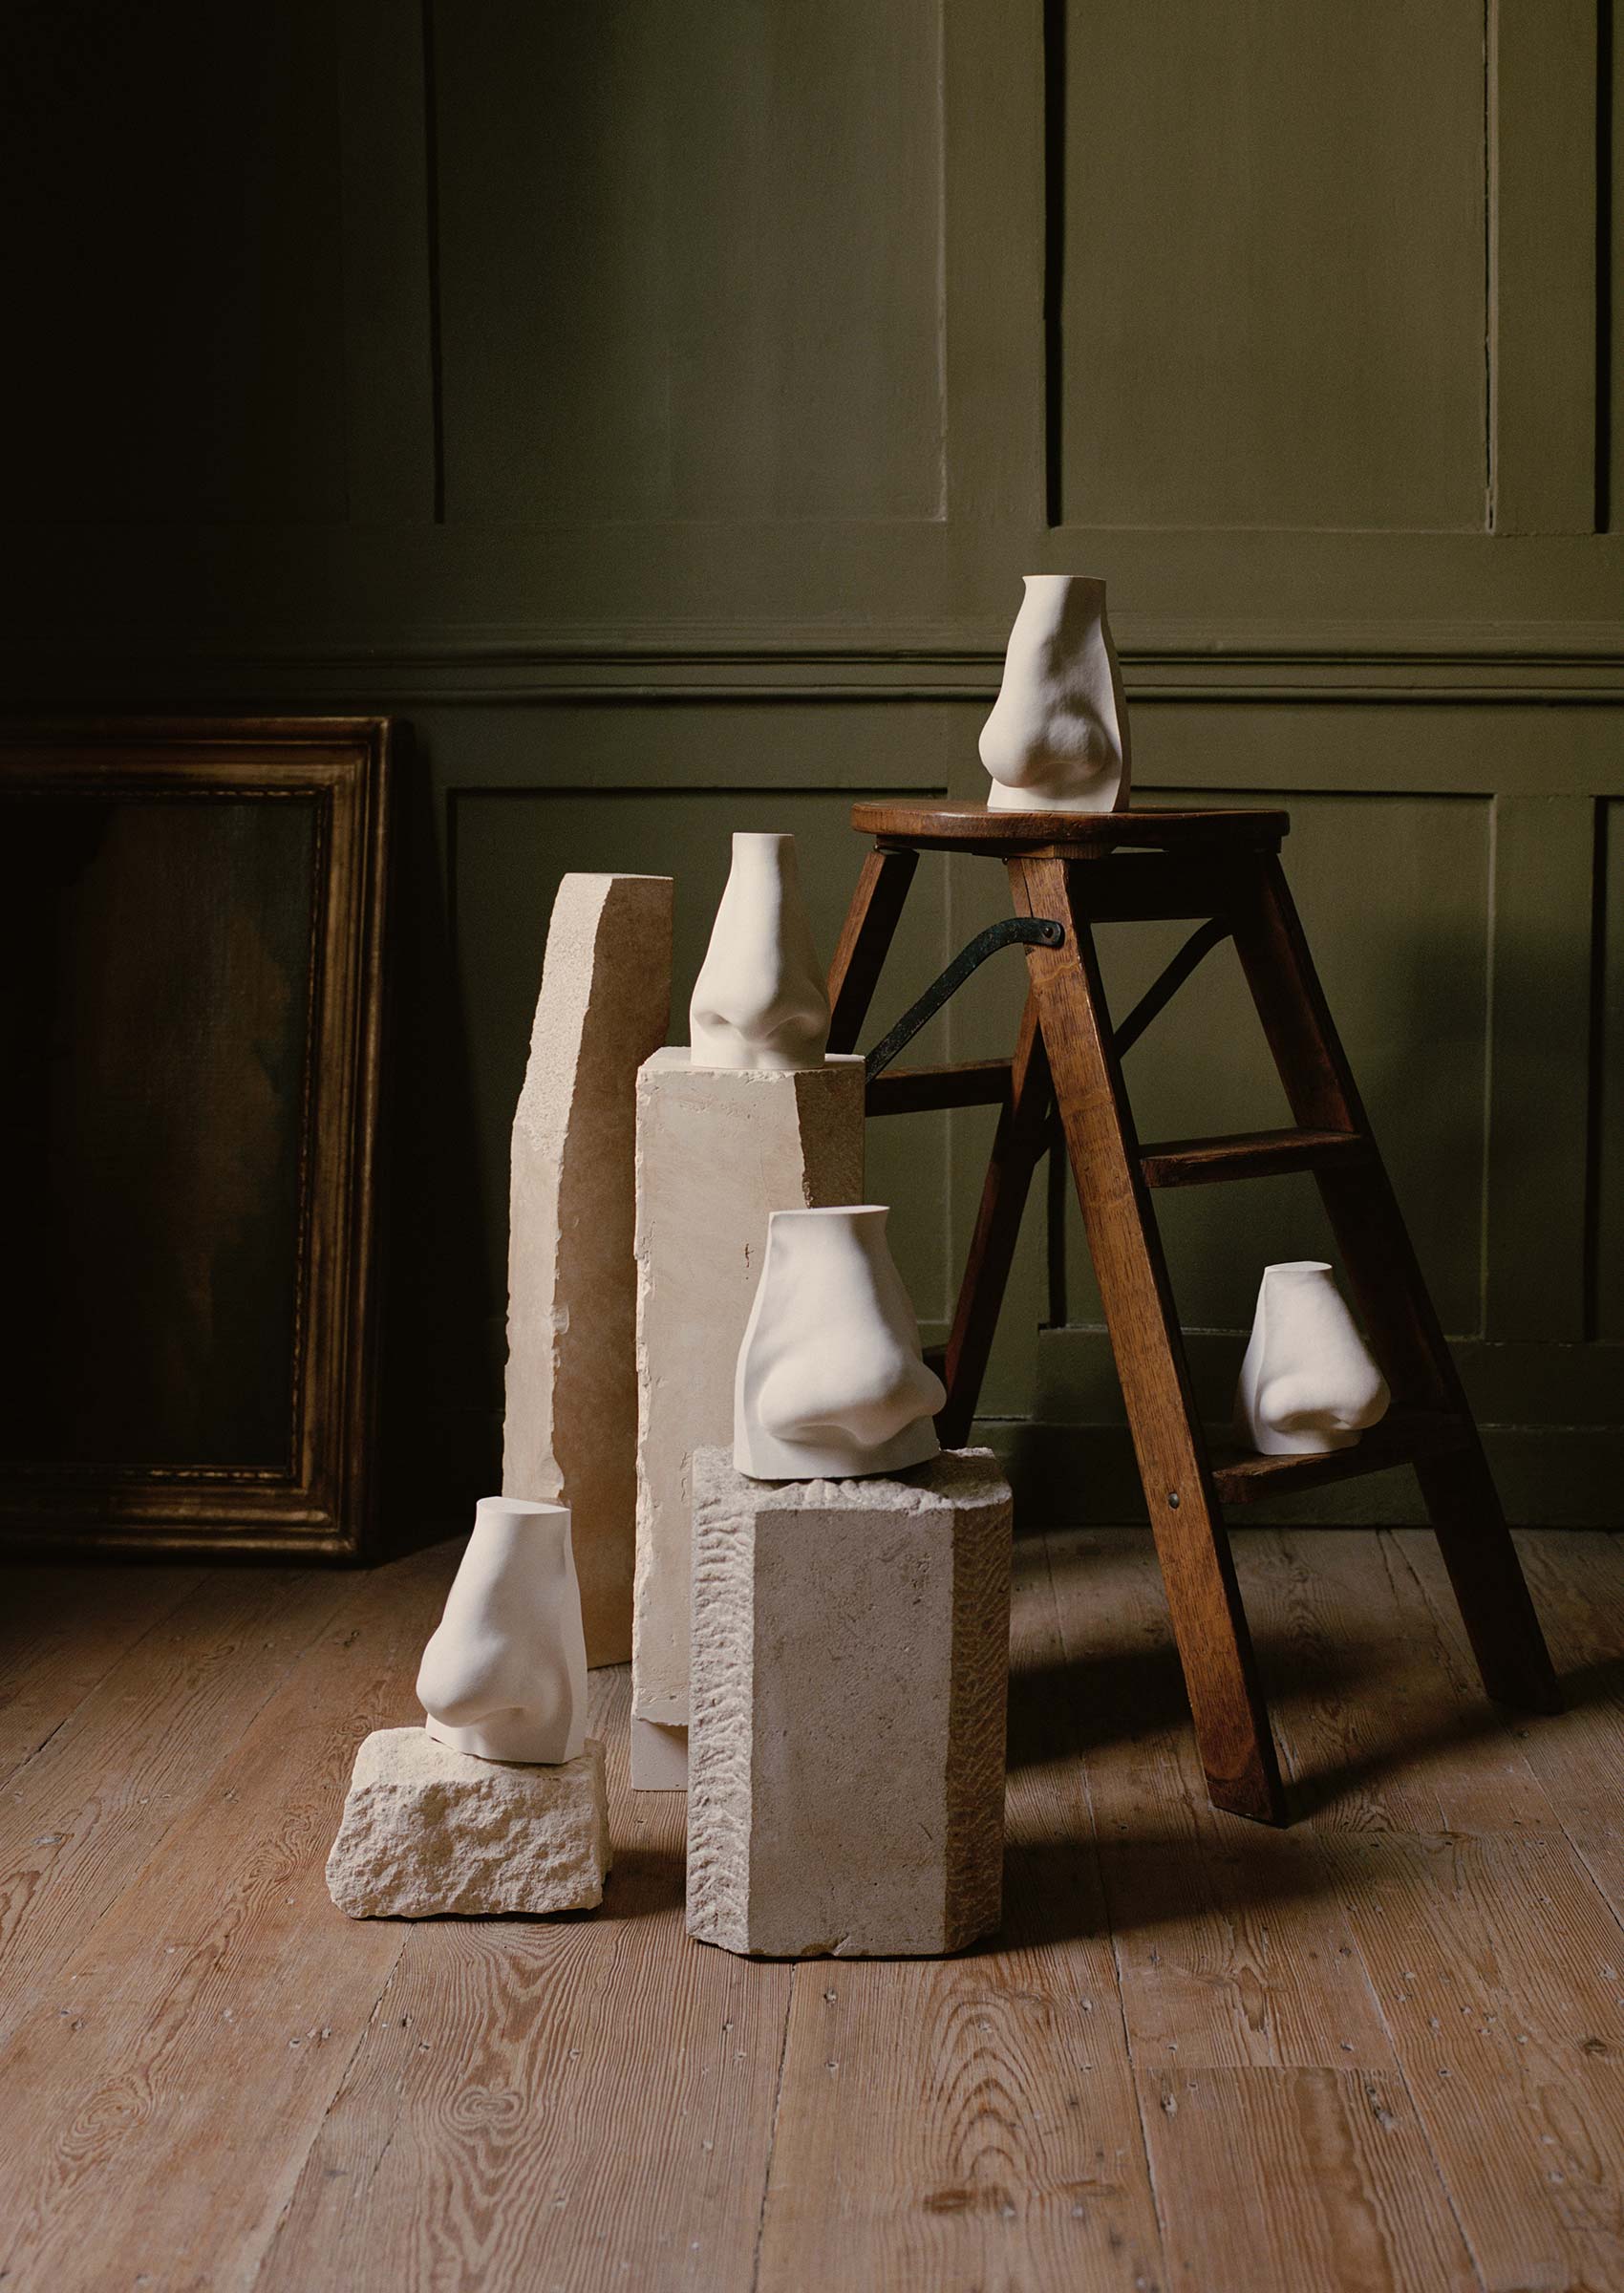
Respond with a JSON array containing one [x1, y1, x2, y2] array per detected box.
[[980, 573, 1131, 815], [690, 832, 831, 1069], [417, 1497, 588, 1764], [735, 1206, 946, 1479], [1234, 1261, 1390, 1458]]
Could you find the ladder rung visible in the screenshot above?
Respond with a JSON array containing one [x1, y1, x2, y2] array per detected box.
[[866, 1060, 1013, 1115], [1140, 1126, 1368, 1189], [1211, 1409, 1471, 1506]]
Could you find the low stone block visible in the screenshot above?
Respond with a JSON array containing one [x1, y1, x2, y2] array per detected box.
[[631, 1050, 864, 1758], [686, 1447, 1012, 1959], [326, 1727, 610, 1918], [504, 872, 673, 1668]]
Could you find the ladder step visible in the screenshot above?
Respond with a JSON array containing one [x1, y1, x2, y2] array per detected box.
[[866, 1060, 1012, 1115], [1211, 1409, 1471, 1506], [1140, 1126, 1368, 1189]]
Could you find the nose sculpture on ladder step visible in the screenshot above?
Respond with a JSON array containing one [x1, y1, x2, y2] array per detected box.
[[980, 574, 1131, 816], [1234, 1261, 1391, 1458], [690, 831, 831, 1069], [735, 1206, 946, 1479]]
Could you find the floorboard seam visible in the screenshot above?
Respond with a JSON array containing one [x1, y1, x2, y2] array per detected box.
[[1272, 1530, 1491, 2291], [1309, 1816, 1489, 2293], [1385, 1529, 1594, 1837], [1391, 1529, 1624, 1955], [7, 1565, 349, 1807], [0, 1569, 208, 1796], [0, 1574, 362, 2025], [748, 1964, 796, 2293], [1039, 1531, 1173, 2288], [1380, 1530, 1550, 1781], [245, 1935, 411, 2289]]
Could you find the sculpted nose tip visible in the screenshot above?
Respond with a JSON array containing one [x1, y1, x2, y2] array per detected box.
[[759, 1353, 943, 1450]]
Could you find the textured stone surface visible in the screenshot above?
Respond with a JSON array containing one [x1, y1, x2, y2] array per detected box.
[[504, 873, 673, 1667], [630, 1049, 864, 1751], [326, 1728, 610, 1918], [686, 1447, 1012, 1958]]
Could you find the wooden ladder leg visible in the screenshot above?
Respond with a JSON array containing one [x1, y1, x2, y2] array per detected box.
[[1015, 854, 1288, 1822], [1231, 853, 1560, 1714], [935, 981, 1053, 1447], [826, 846, 919, 1053]]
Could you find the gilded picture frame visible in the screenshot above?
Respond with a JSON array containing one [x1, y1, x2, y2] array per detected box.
[[0, 718, 391, 1557]]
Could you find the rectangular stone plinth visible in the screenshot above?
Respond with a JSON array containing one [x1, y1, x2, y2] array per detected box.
[[631, 1050, 864, 1762], [326, 1728, 610, 1918], [686, 1447, 1013, 1958], [504, 873, 673, 1668]]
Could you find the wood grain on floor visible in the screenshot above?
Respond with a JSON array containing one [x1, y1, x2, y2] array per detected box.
[[1, 1527, 1621, 2292]]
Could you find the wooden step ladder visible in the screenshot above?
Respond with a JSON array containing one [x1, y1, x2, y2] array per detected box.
[[829, 798, 1560, 1824]]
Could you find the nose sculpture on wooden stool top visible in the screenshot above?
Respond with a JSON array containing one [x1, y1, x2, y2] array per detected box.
[[980, 573, 1131, 816]]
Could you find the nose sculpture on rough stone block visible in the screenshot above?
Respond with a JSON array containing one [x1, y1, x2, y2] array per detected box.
[[690, 831, 831, 1070], [734, 1205, 945, 1480], [417, 1496, 588, 1764]]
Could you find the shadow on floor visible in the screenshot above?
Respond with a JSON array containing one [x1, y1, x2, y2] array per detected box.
[[600, 1839, 688, 1922], [993, 1829, 1346, 1954], [1545, 1649, 1624, 1717], [1003, 1592, 1617, 1843], [1004, 1631, 1370, 1775]]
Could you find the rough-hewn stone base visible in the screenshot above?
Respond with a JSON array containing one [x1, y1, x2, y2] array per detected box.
[[326, 1728, 610, 1918], [631, 1050, 864, 1765], [686, 1447, 1012, 1958]]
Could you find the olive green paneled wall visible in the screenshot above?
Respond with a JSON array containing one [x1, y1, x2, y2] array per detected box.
[[2, 0, 1619, 1525], [433, 1, 948, 524], [1063, 1, 1490, 530]]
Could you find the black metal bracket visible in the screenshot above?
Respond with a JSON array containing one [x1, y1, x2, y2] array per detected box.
[[865, 917, 1065, 1081], [1112, 917, 1232, 1061]]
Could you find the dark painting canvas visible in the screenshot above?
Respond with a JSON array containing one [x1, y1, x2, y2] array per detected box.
[[0, 792, 320, 1472]]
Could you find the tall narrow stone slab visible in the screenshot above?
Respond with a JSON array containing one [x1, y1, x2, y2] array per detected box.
[[504, 874, 673, 1667], [686, 1447, 1013, 1957], [631, 1050, 864, 1782]]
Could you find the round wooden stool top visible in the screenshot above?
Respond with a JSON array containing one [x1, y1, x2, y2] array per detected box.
[[849, 798, 1289, 857]]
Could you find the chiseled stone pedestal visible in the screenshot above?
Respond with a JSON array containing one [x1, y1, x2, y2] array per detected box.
[[630, 1051, 864, 1787], [326, 1728, 610, 1918], [504, 872, 673, 1668], [686, 1447, 1013, 1958]]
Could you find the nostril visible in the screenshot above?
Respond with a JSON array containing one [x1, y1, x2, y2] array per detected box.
[[760, 1352, 945, 1451]]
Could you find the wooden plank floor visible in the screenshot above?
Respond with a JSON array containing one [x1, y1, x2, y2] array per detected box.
[[3, 1528, 1623, 2292]]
